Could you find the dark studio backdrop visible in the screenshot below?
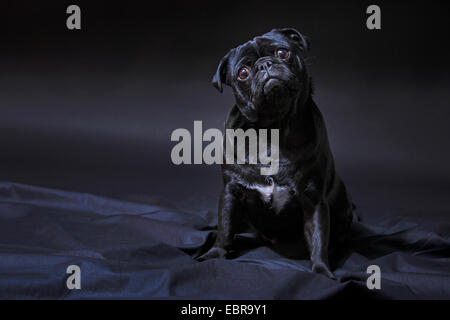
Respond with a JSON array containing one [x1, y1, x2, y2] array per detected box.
[[2, 0, 450, 212], [0, 0, 450, 299]]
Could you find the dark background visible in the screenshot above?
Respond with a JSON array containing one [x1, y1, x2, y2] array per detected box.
[[1, 0, 450, 215]]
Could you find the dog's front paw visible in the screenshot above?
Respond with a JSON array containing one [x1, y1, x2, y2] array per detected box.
[[196, 247, 227, 262], [312, 262, 337, 280]]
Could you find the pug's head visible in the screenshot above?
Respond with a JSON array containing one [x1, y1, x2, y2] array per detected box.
[[212, 28, 311, 125]]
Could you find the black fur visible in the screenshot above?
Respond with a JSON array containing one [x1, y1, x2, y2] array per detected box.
[[198, 28, 354, 279]]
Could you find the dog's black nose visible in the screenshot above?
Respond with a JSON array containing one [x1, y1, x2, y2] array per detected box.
[[258, 60, 273, 72]]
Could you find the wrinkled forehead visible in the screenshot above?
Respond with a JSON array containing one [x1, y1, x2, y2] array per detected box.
[[228, 32, 291, 67]]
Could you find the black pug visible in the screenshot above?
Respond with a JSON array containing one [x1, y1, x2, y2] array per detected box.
[[198, 28, 354, 278]]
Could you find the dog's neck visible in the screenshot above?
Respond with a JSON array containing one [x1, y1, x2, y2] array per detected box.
[[226, 89, 319, 154], [249, 76, 313, 126], [280, 95, 317, 146], [234, 91, 314, 128]]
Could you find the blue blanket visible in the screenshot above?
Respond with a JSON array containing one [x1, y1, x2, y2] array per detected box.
[[0, 182, 449, 299]]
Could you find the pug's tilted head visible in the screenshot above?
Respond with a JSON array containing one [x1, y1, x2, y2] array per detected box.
[[212, 28, 311, 125]]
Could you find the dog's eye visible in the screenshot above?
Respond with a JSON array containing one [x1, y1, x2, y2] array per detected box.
[[238, 67, 250, 80], [276, 48, 289, 59]]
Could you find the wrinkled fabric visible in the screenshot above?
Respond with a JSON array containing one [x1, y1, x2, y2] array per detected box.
[[0, 182, 449, 299]]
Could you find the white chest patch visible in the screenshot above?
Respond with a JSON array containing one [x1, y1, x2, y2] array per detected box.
[[247, 180, 292, 214]]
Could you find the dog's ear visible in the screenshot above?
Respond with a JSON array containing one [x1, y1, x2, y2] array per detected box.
[[212, 52, 230, 93], [276, 28, 309, 52]]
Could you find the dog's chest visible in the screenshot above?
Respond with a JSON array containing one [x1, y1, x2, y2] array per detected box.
[[246, 178, 294, 214]]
